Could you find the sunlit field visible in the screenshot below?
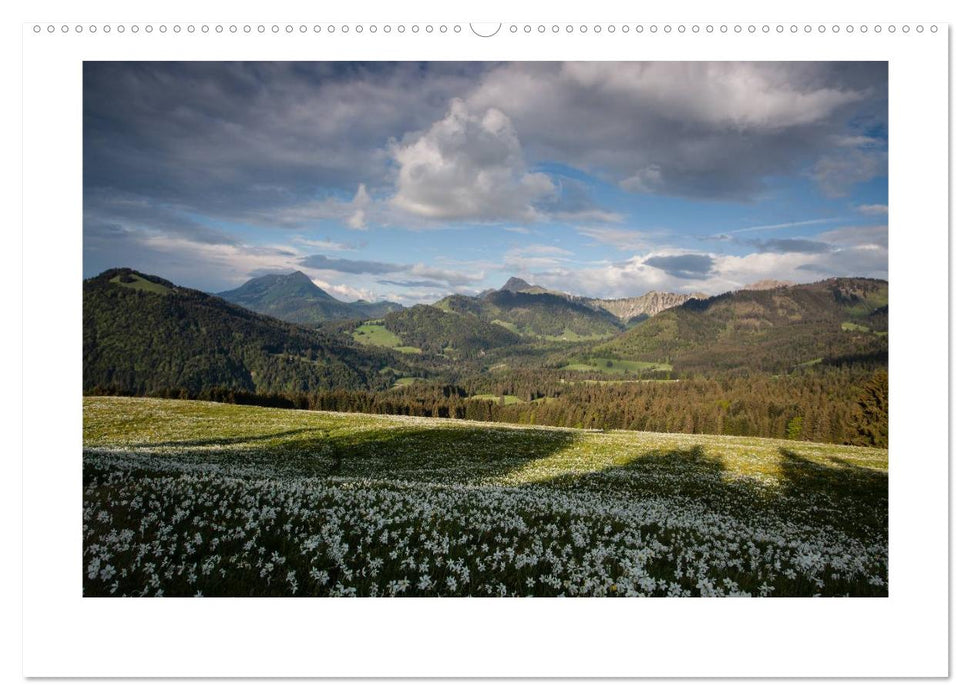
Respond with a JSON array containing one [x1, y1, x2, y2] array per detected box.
[[83, 397, 888, 597]]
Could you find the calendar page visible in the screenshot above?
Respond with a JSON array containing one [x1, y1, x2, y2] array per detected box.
[[18, 0, 950, 681]]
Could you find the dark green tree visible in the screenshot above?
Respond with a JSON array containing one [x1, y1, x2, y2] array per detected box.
[[851, 370, 889, 448]]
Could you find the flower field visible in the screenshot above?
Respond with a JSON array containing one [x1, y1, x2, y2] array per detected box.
[[83, 396, 888, 597]]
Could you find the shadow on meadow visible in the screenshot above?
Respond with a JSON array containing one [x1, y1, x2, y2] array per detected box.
[[326, 425, 581, 482], [89, 424, 886, 540], [83, 427, 888, 597], [776, 448, 888, 538], [534, 444, 887, 541], [106, 428, 887, 525], [92, 424, 582, 483]]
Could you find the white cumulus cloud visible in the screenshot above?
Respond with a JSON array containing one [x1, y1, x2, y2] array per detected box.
[[391, 100, 555, 222]]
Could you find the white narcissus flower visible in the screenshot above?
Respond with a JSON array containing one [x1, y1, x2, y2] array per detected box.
[[82, 398, 888, 598]]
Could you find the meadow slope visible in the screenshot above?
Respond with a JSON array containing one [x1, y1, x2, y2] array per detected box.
[[83, 397, 888, 597]]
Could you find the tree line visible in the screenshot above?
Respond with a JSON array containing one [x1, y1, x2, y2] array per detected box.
[[87, 365, 888, 448]]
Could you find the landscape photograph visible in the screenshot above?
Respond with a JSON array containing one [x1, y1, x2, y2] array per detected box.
[[83, 61, 889, 597]]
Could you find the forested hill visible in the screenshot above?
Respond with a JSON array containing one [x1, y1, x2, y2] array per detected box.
[[382, 304, 522, 357], [594, 277, 888, 373], [436, 289, 624, 340], [84, 269, 398, 395], [217, 271, 402, 327]]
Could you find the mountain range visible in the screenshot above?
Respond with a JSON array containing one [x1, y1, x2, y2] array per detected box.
[[217, 271, 403, 328], [216, 271, 707, 341], [596, 277, 888, 372], [84, 267, 888, 396], [475, 276, 706, 325]]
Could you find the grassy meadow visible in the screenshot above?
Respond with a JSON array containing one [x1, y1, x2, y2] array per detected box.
[[84, 397, 888, 597], [561, 357, 673, 374], [352, 322, 422, 354]]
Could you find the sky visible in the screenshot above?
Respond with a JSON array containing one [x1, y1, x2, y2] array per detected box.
[[83, 61, 888, 304]]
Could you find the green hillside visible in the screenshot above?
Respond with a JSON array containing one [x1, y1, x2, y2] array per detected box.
[[84, 268, 398, 395], [352, 321, 423, 354], [595, 278, 889, 373], [437, 287, 623, 340], [378, 304, 522, 357]]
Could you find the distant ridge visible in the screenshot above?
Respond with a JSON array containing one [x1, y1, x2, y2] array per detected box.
[[742, 279, 794, 291], [218, 271, 403, 327], [584, 291, 708, 323], [472, 277, 705, 326], [594, 277, 889, 373]]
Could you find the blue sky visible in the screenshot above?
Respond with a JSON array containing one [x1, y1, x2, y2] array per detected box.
[[83, 61, 888, 303]]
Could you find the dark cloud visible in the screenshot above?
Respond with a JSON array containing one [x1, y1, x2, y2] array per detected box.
[[300, 255, 408, 275], [645, 254, 715, 279], [467, 62, 887, 201], [796, 263, 834, 274], [754, 238, 833, 254], [84, 62, 888, 230], [83, 224, 291, 292], [85, 189, 238, 245], [84, 62, 487, 222]]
